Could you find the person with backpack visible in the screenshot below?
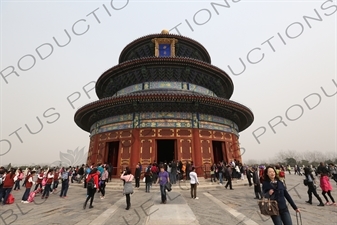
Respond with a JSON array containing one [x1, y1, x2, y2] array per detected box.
[[83, 168, 99, 209], [2, 168, 16, 205], [303, 167, 324, 206], [34, 170, 44, 193], [99, 166, 109, 199], [144, 168, 152, 193], [41, 169, 54, 199], [84, 165, 91, 188], [60, 167, 70, 198], [21, 171, 36, 203], [121, 167, 134, 210]]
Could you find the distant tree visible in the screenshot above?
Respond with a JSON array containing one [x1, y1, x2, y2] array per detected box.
[[300, 160, 309, 166], [285, 158, 297, 167], [325, 159, 334, 165]]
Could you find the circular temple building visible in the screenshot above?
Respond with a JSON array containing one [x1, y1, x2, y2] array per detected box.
[[74, 30, 254, 177]]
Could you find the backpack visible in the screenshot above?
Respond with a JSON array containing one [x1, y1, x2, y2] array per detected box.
[[6, 194, 15, 204], [87, 176, 95, 189], [28, 190, 37, 203], [42, 178, 47, 186], [279, 171, 285, 177], [61, 172, 68, 180]]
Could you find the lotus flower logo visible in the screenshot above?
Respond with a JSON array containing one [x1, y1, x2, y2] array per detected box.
[[50, 146, 88, 167]]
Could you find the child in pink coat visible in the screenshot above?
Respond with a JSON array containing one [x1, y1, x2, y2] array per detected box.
[[320, 175, 336, 206]]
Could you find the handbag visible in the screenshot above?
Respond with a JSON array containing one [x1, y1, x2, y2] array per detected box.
[[123, 176, 133, 195], [257, 198, 279, 216], [303, 179, 308, 186], [165, 182, 172, 192], [143, 177, 146, 183]]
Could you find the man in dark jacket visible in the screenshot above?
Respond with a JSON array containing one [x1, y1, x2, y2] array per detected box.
[[171, 160, 177, 184], [225, 165, 233, 190], [246, 166, 253, 186], [186, 161, 191, 180], [252, 167, 262, 199], [78, 164, 85, 183], [135, 164, 141, 188]]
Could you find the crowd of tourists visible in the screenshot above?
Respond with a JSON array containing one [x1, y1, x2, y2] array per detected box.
[[0, 160, 336, 225], [0, 163, 110, 206]]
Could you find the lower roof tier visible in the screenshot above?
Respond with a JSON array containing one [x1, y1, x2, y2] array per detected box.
[[75, 89, 254, 133]]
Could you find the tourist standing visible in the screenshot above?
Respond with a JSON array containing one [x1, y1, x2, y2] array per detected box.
[[53, 168, 60, 193], [108, 163, 112, 182], [262, 166, 300, 225], [246, 166, 253, 186], [135, 164, 141, 188], [225, 165, 233, 190], [217, 162, 224, 185], [210, 163, 217, 183], [156, 166, 170, 204], [170, 160, 177, 184], [189, 167, 199, 199], [252, 167, 262, 199], [144, 168, 152, 193], [186, 161, 191, 180], [99, 166, 109, 199], [151, 163, 158, 184], [84, 168, 99, 209], [60, 167, 70, 198], [2, 168, 16, 205], [120, 168, 134, 210]]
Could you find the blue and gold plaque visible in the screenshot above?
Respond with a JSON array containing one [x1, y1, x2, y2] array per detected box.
[[159, 44, 171, 57], [152, 32, 178, 57]]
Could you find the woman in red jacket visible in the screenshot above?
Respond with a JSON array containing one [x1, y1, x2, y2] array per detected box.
[[34, 171, 44, 193], [83, 168, 99, 209], [2, 168, 16, 205], [42, 169, 54, 199]]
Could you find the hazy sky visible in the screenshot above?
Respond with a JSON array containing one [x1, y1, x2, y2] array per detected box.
[[1, 0, 336, 166]]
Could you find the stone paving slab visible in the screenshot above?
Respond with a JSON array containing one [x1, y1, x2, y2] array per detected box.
[[145, 204, 199, 225]]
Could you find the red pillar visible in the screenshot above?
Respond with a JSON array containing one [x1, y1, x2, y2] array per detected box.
[[192, 129, 203, 176]]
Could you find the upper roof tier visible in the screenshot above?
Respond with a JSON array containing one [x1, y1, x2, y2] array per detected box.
[[96, 57, 234, 99], [118, 31, 211, 64]]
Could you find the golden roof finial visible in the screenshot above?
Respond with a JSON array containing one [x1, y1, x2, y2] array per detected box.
[[161, 29, 169, 34]]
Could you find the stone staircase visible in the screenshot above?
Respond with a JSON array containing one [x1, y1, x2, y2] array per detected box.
[[71, 177, 249, 191]]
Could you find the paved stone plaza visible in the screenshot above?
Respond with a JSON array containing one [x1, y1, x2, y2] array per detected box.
[[1, 174, 336, 225]]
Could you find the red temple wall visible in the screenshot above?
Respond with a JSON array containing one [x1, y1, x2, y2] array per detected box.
[[86, 128, 242, 177]]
